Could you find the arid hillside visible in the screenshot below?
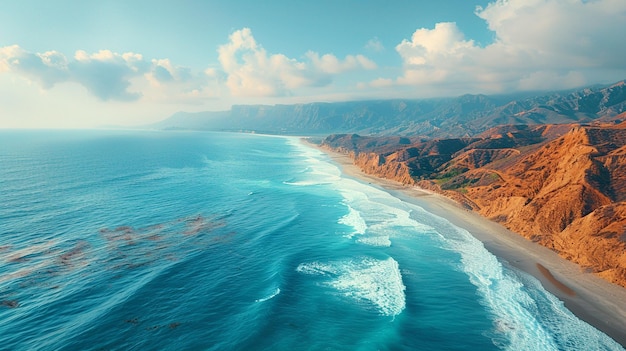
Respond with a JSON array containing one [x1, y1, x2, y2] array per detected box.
[[321, 121, 626, 287]]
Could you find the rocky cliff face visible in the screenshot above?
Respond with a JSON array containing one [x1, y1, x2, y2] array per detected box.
[[321, 122, 626, 287], [465, 125, 626, 287]]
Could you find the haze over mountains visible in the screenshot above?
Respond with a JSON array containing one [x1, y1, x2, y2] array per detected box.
[[155, 80, 626, 137]]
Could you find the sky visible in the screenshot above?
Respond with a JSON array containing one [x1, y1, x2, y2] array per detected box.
[[1, 0, 625, 128]]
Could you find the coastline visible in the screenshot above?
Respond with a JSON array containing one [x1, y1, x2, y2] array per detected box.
[[307, 140, 626, 347]]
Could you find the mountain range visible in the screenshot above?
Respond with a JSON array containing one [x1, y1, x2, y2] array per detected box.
[[154, 80, 626, 138]]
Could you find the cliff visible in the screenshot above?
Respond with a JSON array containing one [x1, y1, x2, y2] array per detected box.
[[321, 122, 626, 287]]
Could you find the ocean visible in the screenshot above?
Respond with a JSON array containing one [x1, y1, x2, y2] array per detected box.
[[0, 130, 623, 351]]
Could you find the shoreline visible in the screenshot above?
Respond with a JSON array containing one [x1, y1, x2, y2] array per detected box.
[[308, 140, 626, 347]]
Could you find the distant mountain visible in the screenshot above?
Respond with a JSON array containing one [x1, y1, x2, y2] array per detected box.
[[153, 80, 626, 137], [151, 110, 230, 130], [320, 121, 626, 288]]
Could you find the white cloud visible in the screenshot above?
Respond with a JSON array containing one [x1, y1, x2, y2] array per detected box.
[[477, 0, 626, 69], [0, 45, 71, 88], [136, 59, 223, 104], [368, 77, 393, 88], [0, 46, 222, 104], [365, 37, 385, 52], [306, 52, 377, 74], [396, 22, 475, 66], [68, 50, 148, 100], [0, 46, 149, 101], [377, 0, 626, 94], [217, 27, 377, 97], [146, 58, 194, 85]]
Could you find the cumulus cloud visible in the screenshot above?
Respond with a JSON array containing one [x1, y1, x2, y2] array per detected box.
[[306, 52, 377, 74], [137, 60, 222, 104], [0, 46, 148, 101], [146, 58, 195, 85], [217, 27, 377, 97], [0, 46, 219, 103], [380, 0, 626, 94], [477, 0, 626, 69], [69, 50, 148, 101], [396, 22, 475, 66], [0, 45, 70, 88]]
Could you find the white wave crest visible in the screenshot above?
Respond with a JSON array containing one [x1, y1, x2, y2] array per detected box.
[[283, 180, 329, 187], [296, 261, 338, 276], [297, 257, 406, 316], [338, 205, 367, 237], [255, 287, 281, 303], [356, 235, 391, 247]]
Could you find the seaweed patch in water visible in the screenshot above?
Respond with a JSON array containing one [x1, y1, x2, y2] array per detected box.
[[1, 300, 19, 308]]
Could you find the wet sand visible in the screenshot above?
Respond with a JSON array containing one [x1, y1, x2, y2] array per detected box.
[[309, 141, 626, 347]]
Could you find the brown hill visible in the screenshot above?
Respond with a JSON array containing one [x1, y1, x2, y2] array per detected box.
[[321, 122, 626, 287]]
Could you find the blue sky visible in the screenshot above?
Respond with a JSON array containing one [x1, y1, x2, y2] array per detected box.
[[1, 0, 625, 128]]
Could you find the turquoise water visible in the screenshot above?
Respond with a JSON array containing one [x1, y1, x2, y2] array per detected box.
[[0, 130, 622, 350]]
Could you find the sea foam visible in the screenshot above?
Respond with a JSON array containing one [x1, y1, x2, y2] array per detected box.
[[409, 204, 624, 350], [356, 235, 391, 247], [297, 257, 406, 316], [338, 204, 367, 237]]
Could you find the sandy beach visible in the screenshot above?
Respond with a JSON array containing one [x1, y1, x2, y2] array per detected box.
[[311, 141, 626, 347]]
